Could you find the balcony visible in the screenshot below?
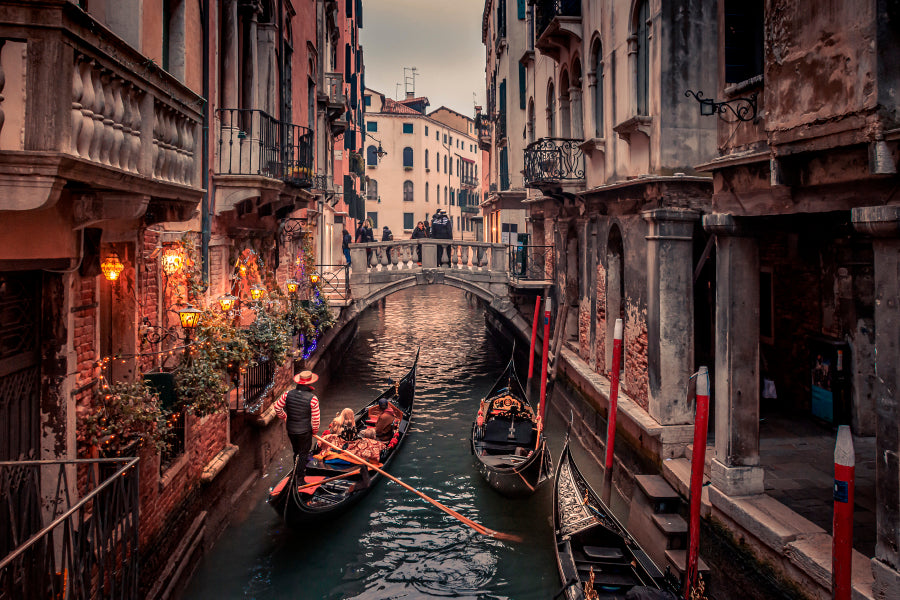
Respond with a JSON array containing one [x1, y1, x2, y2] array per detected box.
[[534, 0, 583, 60], [509, 245, 555, 284], [215, 108, 313, 188], [476, 115, 492, 150], [322, 72, 346, 119], [460, 173, 478, 188], [0, 458, 140, 600], [0, 2, 203, 218], [524, 137, 585, 188]]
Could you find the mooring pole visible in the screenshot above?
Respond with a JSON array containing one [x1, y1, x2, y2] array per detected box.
[[833, 424, 855, 600], [528, 295, 542, 379], [538, 296, 551, 421], [602, 319, 624, 505], [684, 365, 710, 599]]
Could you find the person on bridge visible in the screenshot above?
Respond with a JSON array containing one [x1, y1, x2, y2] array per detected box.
[[382, 225, 394, 262], [342, 228, 352, 268], [274, 370, 321, 480], [411, 221, 427, 264], [431, 209, 453, 266]]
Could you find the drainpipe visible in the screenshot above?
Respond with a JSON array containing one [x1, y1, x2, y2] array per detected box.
[[201, 0, 211, 284]]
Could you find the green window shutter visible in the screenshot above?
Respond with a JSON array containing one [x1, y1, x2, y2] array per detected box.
[[519, 63, 526, 109], [517, 0, 525, 19], [500, 147, 509, 191]]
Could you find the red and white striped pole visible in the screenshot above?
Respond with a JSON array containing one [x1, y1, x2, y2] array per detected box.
[[528, 295, 542, 379], [684, 365, 710, 599], [832, 425, 855, 600], [538, 296, 551, 421]]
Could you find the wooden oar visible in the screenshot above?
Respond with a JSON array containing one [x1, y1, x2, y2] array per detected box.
[[314, 435, 522, 543], [296, 468, 362, 491]]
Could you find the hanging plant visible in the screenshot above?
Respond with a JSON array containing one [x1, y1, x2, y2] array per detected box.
[[244, 302, 293, 366], [78, 378, 171, 457]]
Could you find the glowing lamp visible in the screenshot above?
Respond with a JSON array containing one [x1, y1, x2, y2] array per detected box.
[[177, 305, 202, 330], [217, 294, 237, 312], [101, 253, 125, 281], [286, 279, 300, 294], [161, 247, 184, 275], [238, 263, 248, 277], [249, 284, 265, 301], [309, 273, 320, 285]]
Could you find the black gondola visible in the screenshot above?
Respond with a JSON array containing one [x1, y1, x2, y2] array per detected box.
[[470, 355, 551, 497], [553, 438, 679, 599], [268, 351, 418, 526]]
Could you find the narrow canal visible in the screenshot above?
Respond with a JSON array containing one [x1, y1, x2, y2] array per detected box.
[[184, 285, 611, 600]]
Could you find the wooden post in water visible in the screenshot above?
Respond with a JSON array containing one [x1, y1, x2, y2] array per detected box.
[[528, 295, 542, 379], [602, 318, 623, 505], [684, 366, 710, 599], [538, 296, 551, 421], [832, 425, 855, 600]]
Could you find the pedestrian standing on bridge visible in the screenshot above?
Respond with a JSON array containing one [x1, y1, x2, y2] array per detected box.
[[342, 228, 352, 268], [411, 221, 427, 264], [382, 225, 394, 262], [431, 209, 453, 266], [274, 370, 321, 481]]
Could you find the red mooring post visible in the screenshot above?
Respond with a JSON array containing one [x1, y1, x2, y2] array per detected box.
[[602, 319, 624, 504], [833, 425, 855, 600], [684, 365, 710, 600], [528, 295, 542, 379], [538, 296, 551, 421]]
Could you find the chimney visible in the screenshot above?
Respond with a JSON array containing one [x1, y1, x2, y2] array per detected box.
[[406, 91, 414, 99]]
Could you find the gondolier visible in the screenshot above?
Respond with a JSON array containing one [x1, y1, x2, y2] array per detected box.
[[274, 370, 321, 480]]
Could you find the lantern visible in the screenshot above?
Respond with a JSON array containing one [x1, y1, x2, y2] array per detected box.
[[285, 279, 300, 294], [249, 284, 265, 301], [309, 272, 320, 285], [161, 247, 184, 275], [217, 294, 237, 312], [238, 262, 248, 277], [100, 253, 125, 281], [177, 305, 202, 330]]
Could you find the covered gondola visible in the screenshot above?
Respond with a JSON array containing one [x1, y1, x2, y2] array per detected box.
[[268, 351, 418, 527], [553, 437, 679, 599], [470, 355, 551, 497]]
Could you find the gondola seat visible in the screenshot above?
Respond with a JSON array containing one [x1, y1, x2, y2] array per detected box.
[[482, 419, 536, 445]]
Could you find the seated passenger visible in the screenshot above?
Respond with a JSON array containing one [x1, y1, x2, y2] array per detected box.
[[338, 407, 357, 441], [362, 398, 396, 442]]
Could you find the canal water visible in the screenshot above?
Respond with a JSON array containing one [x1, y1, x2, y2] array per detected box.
[[184, 285, 600, 600]]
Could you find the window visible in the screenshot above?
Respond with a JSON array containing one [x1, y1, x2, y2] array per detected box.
[[163, 0, 186, 81], [449, 158, 453, 175], [634, 0, 650, 116], [592, 41, 604, 137], [457, 216, 460, 230], [725, 1, 764, 84], [444, 187, 448, 204], [367, 178, 378, 200], [403, 212, 414, 230], [546, 82, 556, 136], [367, 121, 378, 131], [403, 146, 413, 168], [449, 136, 453, 146], [437, 184, 440, 201], [425, 125, 429, 135], [403, 122, 414, 134], [436, 131, 439, 140], [443, 134, 447, 144], [364, 95, 372, 106], [403, 180, 413, 202], [367, 144, 378, 167], [451, 189, 455, 205], [444, 155, 448, 171], [425, 182, 429, 202], [436, 152, 440, 172], [425, 149, 429, 169], [367, 212, 378, 228]]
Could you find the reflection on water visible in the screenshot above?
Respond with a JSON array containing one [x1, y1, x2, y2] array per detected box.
[[183, 286, 563, 600]]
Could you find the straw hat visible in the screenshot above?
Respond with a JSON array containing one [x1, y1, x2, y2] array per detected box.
[[294, 370, 319, 385]]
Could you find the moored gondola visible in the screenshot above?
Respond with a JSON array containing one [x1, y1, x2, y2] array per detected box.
[[268, 351, 418, 527], [470, 355, 551, 497], [553, 437, 679, 599]]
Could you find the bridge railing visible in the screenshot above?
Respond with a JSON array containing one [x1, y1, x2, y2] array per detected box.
[[349, 240, 508, 273]]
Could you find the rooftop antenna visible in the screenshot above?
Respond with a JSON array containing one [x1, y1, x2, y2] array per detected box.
[[395, 82, 402, 99], [403, 66, 419, 98]]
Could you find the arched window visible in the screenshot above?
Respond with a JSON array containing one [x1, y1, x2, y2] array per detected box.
[[444, 155, 448, 172], [366, 144, 378, 167], [591, 40, 604, 137], [403, 147, 414, 168], [633, 0, 649, 116], [425, 149, 429, 169], [367, 178, 378, 200], [546, 81, 556, 137], [444, 186, 448, 204], [451, 189, 455, 205], [403, 180, 413, 202], [527, 98, 535, 143], [559, 69, 571, 138], [425, 182, 429, 202]]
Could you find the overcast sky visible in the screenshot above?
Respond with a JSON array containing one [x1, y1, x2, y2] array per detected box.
[[360, 0, 487, 117]]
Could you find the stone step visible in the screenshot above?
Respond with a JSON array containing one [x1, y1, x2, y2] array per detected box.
[[651, 512, 688, 538], [634, 474, 680, 514], [661, 457, 712, 519], [664, 548, 710, 578]]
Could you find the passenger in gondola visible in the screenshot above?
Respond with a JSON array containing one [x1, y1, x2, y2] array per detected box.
[[362, 397, 396, 442], [338, 407, 358, 441]]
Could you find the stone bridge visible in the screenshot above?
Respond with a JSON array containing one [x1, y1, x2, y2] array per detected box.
[[345, 239, 544, 324]]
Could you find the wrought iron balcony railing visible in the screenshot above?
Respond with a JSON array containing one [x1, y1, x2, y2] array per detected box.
[[215, 108, 313, 187], [241, 355, 276, 412], [535, 0, 582, 40], [0, 458, 140, 600], [461, 204, 480, 214], [323, 72, 346, 116], [460, 173, 478, 188], [524, 137, 585, 186], [509, 245, 555, 282]]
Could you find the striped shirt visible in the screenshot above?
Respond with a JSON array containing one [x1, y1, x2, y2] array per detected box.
[[274, 390, 320, 434]]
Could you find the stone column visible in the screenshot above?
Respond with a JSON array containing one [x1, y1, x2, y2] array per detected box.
[[643, 208, 698, 425], [851, 206, 900, 597], [586, 73, 598, 138], [569, 86, 584, 141], [703, 213, 764, 496], [221, 0, 239, 110], [240, 5, 259, 111]]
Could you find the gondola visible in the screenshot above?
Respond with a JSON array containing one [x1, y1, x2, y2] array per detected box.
[[268, 351, 418, 527], [470, 354, 551, 497], [553, 437, 679, 600]]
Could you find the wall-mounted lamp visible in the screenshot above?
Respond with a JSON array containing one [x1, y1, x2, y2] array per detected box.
[[286, 279, 300, 294], [309, 273, 320, 286], [161, 247, 184, 275], [685, 89, 758, 122], [217, 294, 237, 312], [249, 284, 266, 301], [178, 305, 202, 330], [101, 253, 125, 281]]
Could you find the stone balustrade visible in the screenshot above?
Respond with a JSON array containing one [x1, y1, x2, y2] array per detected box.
[[349, 239, 508, 273]]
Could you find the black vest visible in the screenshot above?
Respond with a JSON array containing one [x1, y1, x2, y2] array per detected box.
[[283, 386, 314, 434]]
